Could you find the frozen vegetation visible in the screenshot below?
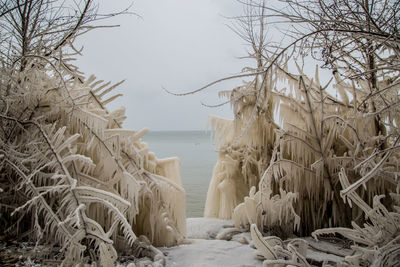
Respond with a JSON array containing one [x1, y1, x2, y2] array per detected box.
[[0, 0, 185, 265], [162, 218, 352, 267], [1, 0, 400, 266]]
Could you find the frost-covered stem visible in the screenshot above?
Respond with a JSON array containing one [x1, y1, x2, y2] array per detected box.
[[355, 144, 400, 169], [164, 70, 266, 96], [46, 0, 92, 56], [4, 159, 76, 242], [0, 114, 93, 243], [300, 76, 345, 223], [341, 135, 400, 196], [23, 54, 74, 103], [80, 120, 128, 175], [363, 0, 387, 144], [319, 83, 325, 147], [5, 106, 29, 141], [322, 115, 364, 150], [358, 80, 400, 110], [18, 0, 31, 71], [254, 1, 266, 91], [281, 132, 321, 153]]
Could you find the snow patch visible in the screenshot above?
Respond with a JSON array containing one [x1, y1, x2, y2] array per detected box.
[[186, 217, 234, 239], [162, 239, 261, 267]]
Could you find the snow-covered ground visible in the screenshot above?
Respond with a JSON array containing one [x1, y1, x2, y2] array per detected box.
[[162, 218, 261, 267], [163, 239, 262, 267], [160, 218, 352, 267]]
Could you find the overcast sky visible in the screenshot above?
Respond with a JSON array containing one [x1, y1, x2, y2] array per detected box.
[[75, 0, 253, 131]]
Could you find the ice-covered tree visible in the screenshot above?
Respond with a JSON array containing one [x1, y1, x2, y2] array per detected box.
[[168, 0, 400, 265], [0, 1, 186, 265]]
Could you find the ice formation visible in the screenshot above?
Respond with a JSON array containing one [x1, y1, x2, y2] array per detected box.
[[1, 69, 186, 265], [204, 63, 397, 240]]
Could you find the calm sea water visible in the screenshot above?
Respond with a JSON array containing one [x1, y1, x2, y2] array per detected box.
[[142, 131, 216, 218]]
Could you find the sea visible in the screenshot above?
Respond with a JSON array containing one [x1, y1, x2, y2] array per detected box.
[[142, 131, 217, 218]]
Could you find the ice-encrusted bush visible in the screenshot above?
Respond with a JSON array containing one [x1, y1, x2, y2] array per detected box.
[[0, 1, 185, 265]]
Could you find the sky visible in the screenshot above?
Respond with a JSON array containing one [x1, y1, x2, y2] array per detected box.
[[75, 0, 253, 131]]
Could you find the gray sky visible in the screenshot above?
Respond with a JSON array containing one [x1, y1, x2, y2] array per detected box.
[[76, 0, 253, 131]]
